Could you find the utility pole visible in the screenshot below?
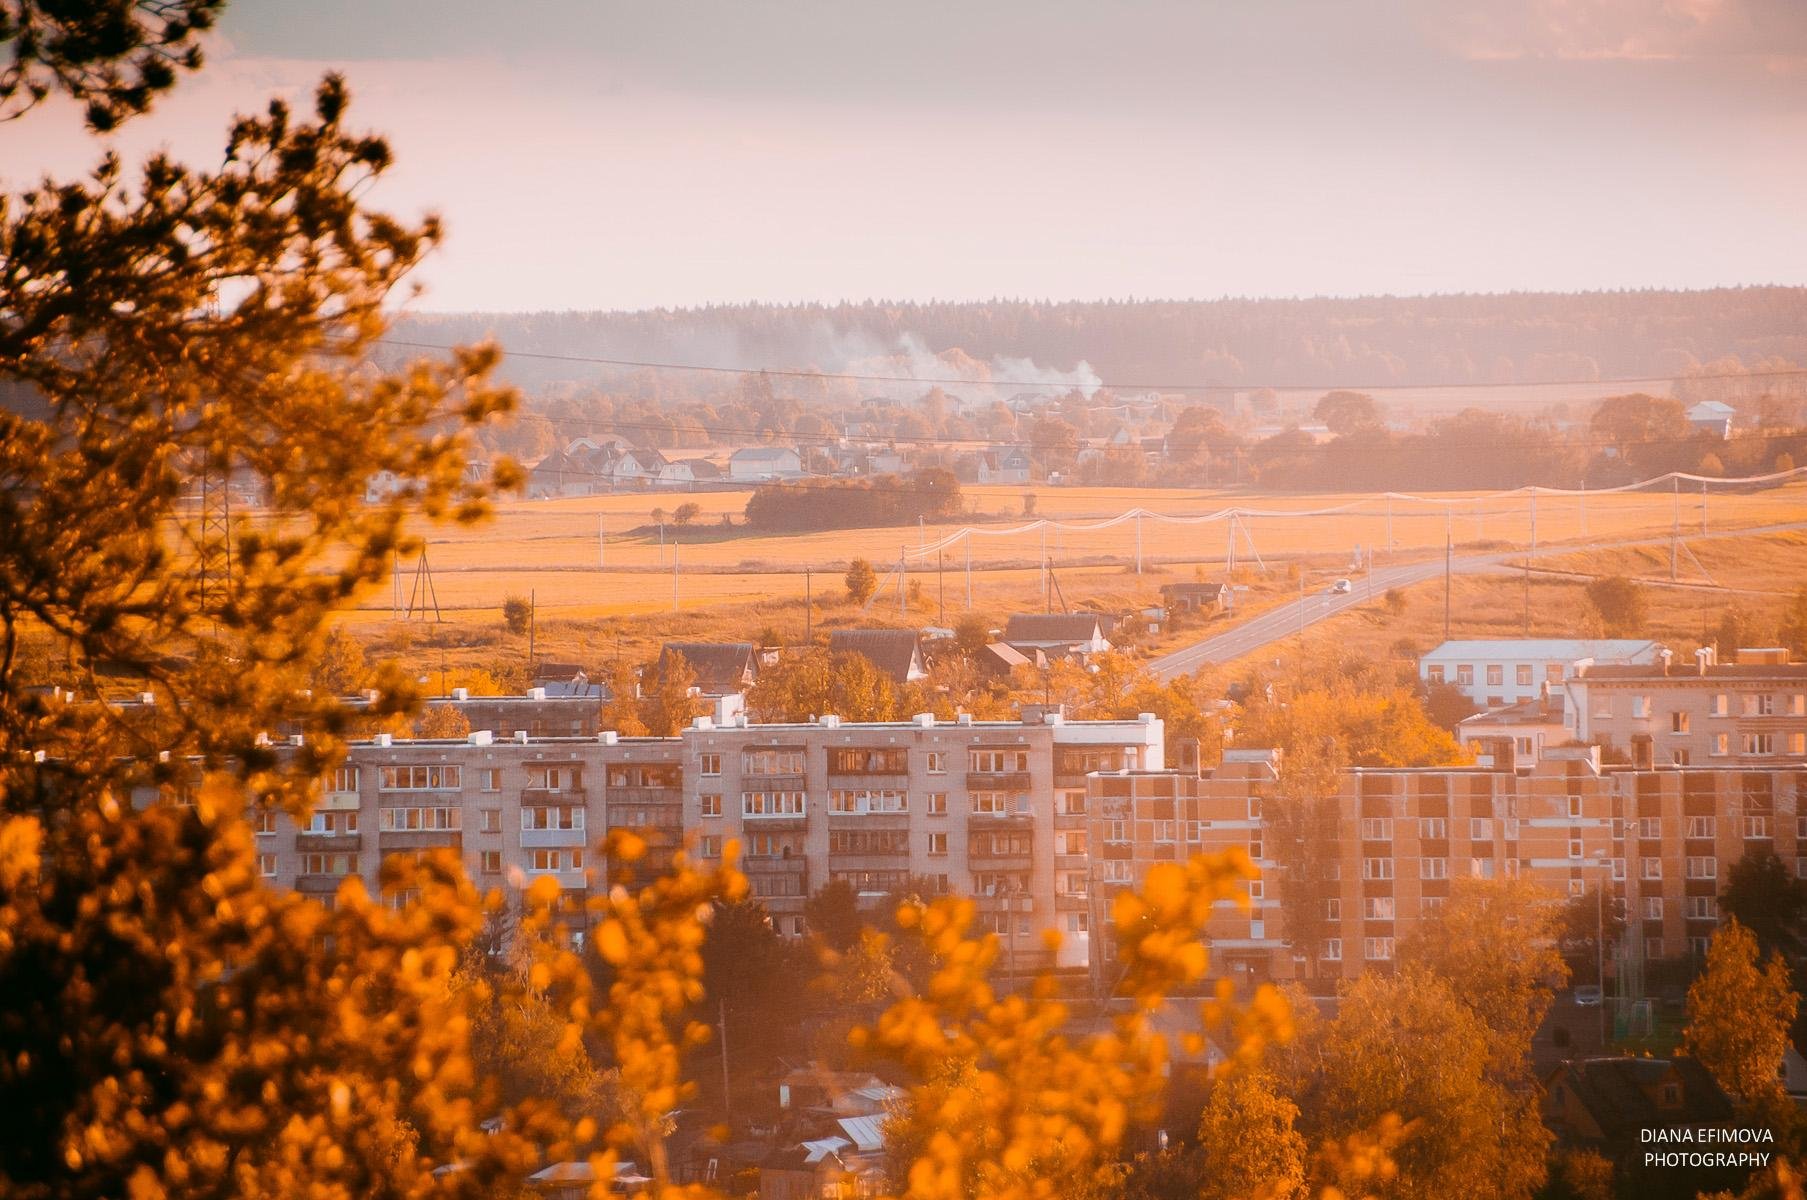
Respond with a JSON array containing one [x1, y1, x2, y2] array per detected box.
[[1670, 476, 1680, 582], [965, 535, 973, 610], [598, 513, 606, 569], [804, 567, 812, 644], [1134, 512, 1143, 575], [938, 549, 945, 626], [528, 589, 536, 665], [899, 546, 907, 617], [1444, 508, 1452, 640], [1701, 478, 1708, 536], [1040, 524, 1049, 613], [673, 543, 680, 612]]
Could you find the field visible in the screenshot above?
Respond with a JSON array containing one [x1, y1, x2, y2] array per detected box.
[[350, 478, 1807, 625]]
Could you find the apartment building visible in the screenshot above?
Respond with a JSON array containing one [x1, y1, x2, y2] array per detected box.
[[1086, 748, 1807, 984], [1420, 639, 1662, 707], [250, 708, 1163, 967], [1563, 648, 1807, 766]]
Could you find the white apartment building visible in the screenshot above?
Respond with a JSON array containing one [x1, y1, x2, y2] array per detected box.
[[1420, 639, 1663, 707]]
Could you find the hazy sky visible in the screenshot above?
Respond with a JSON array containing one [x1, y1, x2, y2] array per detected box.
[[8, 0, 1807, 311]]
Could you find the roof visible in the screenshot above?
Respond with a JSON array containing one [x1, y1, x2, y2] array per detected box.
[[1160, 581, 1225, 596], [983, 642, 1032, 670], [1687, 400, 1736, 418], [1579, 662, 1807, 681], [1549, 1056, 1733, 1141], [836, 1114, 886, 1153], [1458, 695, 1565, 728], [828, 628, 925, 684], [1004, 613, 1109, 644], [1422, 639, 1661, 663], [659, 642, 757, 694], [731, 446, 800, 463], [677, 458, 721, 478]]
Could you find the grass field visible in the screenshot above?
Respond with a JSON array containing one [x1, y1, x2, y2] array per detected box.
[[349, 478, 1807, 625]]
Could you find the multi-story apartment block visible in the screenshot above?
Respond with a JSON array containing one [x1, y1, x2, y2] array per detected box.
[[248, 708, 1163, 968], [1420, 639, 1662, 708], [1563, 647, 1807, 767], [1087, 746, 1807, 985]]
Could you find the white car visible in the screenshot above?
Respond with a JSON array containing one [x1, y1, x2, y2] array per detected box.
[[1573, 985, 1603, 1007], [1327, 578, 1352, 595]]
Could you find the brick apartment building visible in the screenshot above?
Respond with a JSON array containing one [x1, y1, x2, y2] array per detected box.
[[1562, 647, 1807, 767], [1087, 746, 1807, 984]]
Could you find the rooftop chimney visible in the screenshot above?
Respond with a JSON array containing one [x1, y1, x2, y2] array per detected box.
[[1696, 646, 1716, 674]]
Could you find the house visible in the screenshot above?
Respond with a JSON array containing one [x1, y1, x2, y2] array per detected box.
[[656, 461, 696, 487], [979, 641, 1034, 677], [1003, 613, 1113, 657], [865, 447, 904, 476], [525, 445, 597, 498], [1419, 639, 1663, 708], [1542, 1057, 1737, 1192], [759, 1118, 886, 1200], [1160, 581, 1229, 615], [659, 642, 759, 696], [730, 446, 804, 481], [828, 629, 928, 684], [977, 445, 1032, 485], [528, 1160, 651, 1199], [1686, 400, 1736, 439], [1456, 694, 1567, 767], [678, 458, 723, 482]]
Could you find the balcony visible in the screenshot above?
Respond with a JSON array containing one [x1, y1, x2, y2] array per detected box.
[[967, 771, 1032, 791], [969, 853, 1033, 873], [525, 868, 589, 891], [521, 826, 587, 848], [522, 786, 588, 802], [607, 785, 683, 804], [377, 829, 461, 852], [296, 833, 363, 854], [294, 873, 353, 895], [967, 812, 1034, 832]]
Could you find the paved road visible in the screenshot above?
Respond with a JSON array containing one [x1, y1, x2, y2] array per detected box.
[[1146, 520, 1807, 680]]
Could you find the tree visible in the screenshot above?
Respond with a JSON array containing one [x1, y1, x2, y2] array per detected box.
[[502, 593, 532, 636], [1396, 878, 1568, 1081], [1721, 849, 1807, 958], [700, 899, 808, 1076], [1195, 1065, 1308, 1200], [1685, 919, 1799, 1106], [844, 558, 878, 605], [953, 612, 993, 658], [1585, 575, 1647, 636], [672, 501, 702, 526], [311, 626, 370, 696], [0, 0, 223, 129], [414, 703, 472, 739], [1, 52, 531, 1197], [1027, 414, 1080, 470], [1308, 968, 1550, 1200], [804, 879, 864, 952], [746, 646, 900, 724], [1778, 586, 1807, 660], [1314, 390, 1382, 437], [642, 654, 705, 737]]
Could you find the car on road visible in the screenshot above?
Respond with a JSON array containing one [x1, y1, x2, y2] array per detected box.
[[1327, 578, 1352, 594], [1573, 985, 1603, 1007]]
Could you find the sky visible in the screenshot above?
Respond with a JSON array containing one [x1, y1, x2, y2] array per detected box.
[[7, 0, 1807, 312]]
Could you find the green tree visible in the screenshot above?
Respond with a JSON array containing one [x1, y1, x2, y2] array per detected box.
[[1313, 390, 1382, 437], [953, 612, 994, 658], [1585, 575, 1647, 637], [1196, 1065, 1308, 1200], [1685, 919, 1799, 1106], [501, 592, 532, 636], [642, 653, 705, 737], [845, 557, 878, 605], [413, 703, 472, 739], [1720, 849, 1807, 957], [311, 625, 370, 696], [804, 878, 863, 952]]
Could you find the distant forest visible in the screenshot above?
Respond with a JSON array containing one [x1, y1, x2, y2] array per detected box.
[[395, 288, 1807, 395]]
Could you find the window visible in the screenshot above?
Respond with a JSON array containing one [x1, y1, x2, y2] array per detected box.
[[971, 791, 1008, 816], [1713, 733, 1731, 756], [1686, 856, 1717, 880], [1153, 820, 1176, 842], [1323, 938, 1343, 961], [526, 766, 580, 792], [1421, 857, 1448, 880], [378, 765, 461, 791], [1359, 818, 1393, 841], [1687, 895, 1718, 921], [1470, 858, 1496, 879], [1645, 937, 1665, 961], [1325, 898, 1341, 920], [1364, 937, 1394, 961], [381, 807, 459, 831], [1249, 879, 1264, 901], [926, 792, 948, 816], [1184, 820, 1205, 842], [1248, 837, 1262, 860], [257, 853, 277, 877], [328, 765, 360, 793], [1673, 750, 1691, 766], [699, 836, 721, 859], [1427, 665, 1445, 683], [1364, 897, 1395, 920], [1568, 838, 1583, 859], [828, 747, 910, 775], [1567, 795, 1584, 819], [1101, 861, 1131, 883], [1643, 896, 1663, 921], [1744, 814, 1771, 839], [1516, 664, 1533, 687], [1059, 792, 1086, 816], [480, 768, 501, 792], [1611, 857, 1626, 881], [699, 753, 720, 777], [1105, 819, 1128, 843], [1470, 818, 1494, 840], [828, 788, 908, 815], [1792, 732, 1807, 756], [254, 810, 277, 836], [742, 790, 806, 816], [521, 805, 581, 831], [1486, 664, 1503, 687], [1672, 711, 1690, 734], [969, 748, 1029, 774], [1792, 693, 1806, 717], [1687, 816, 1713, 839], [699, 793, 722, 818], [742, 748, 805, 776], [1419, 817, 1447, 839], [1639, 817, 1661, 840], [1712, 693, 1729, 717], [1456, 665, 1474, 686], [1066, 911, 1089, 934], [1743, 733, 1775, 756], [1362, 858, 1393, 880], [927, 832, 948, 855], [1743, 693, 1776, 717], [300, 853, 358, 876], [528, 849, 581, 872], [1568, 879, 1585, 897], [479, 808, 500, 834], [479, 850, 502, 873], [1641, 857, 1662, 880], [1632, 695, 1651, 719], [926, 751, 947, 774]]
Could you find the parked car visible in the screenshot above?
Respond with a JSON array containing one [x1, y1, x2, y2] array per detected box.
[[1573, 985, 1603, 1007], [1327, 578, 1352, 595]]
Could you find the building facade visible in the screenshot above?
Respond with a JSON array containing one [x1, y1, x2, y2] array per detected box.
[[1420, 639, 1662, 707], [1562, 648, 1807, 766]]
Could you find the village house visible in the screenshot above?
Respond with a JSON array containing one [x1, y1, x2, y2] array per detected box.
[[730, 446, 804, 481], [827, 628, 928, 684]]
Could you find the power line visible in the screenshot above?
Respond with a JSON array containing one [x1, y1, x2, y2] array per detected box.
[[376, 336, 1807, 396]]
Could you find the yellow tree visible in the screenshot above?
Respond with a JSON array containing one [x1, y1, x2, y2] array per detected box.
[[1686, 919, 1800, 1107], [1196, 1064, 1308, 1200]]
